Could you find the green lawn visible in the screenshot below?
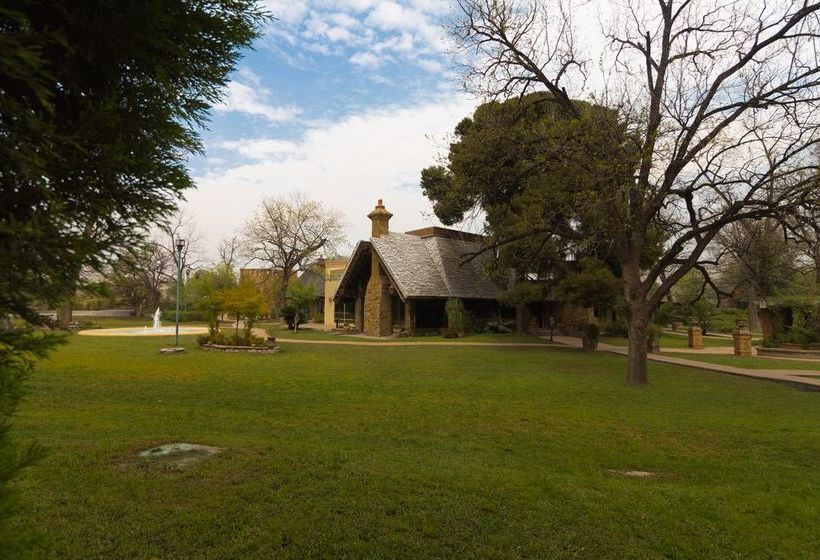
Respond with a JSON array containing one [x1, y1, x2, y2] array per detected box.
[[601, 331, 735, 349], [264, 324, 551, 344], [12, 334, 820, 558], [663, 352, 820, 372]]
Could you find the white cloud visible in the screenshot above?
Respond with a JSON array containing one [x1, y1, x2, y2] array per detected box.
[[215, 80, 302, 124], [349, 51, 383, 68], [217, 139, 301, 160], [187, 93, 478, 257], [260, 0, 449, 77], [260, 0, 309, 24]]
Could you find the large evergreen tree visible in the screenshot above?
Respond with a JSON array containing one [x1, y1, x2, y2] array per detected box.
[[0, 2, 267, 554]]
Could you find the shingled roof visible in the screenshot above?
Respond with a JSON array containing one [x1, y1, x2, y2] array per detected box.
[[336, 231, 499, 300]]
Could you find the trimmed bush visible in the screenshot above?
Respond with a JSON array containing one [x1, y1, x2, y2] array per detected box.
[[445, 298, 470, 335]]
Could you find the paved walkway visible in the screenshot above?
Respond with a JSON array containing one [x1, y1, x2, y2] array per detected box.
[[552, 336, 820, 390]]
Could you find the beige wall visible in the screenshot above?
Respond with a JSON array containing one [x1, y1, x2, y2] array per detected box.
[[322, 259, 349, 328]]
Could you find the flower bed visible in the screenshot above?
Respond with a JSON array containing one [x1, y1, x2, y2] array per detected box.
[[201, 343, 280, 354]]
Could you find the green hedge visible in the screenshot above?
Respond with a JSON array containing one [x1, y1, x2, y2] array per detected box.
[[161, 309, 205, 322]]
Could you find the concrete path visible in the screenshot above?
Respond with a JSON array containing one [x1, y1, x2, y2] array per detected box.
[[552, 336, 820, 390]]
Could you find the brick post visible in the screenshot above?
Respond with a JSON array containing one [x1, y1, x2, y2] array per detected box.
[[733, 318, 752, 356], [688, 316, 703, 349]]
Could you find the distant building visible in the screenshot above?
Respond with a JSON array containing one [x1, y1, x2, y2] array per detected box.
[[239, 267, 295, 314], [296, 257, 351, 327]]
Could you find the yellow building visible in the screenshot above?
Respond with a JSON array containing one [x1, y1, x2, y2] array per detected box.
[[295, 258, 351, 327], [322, 258, 351, 328]]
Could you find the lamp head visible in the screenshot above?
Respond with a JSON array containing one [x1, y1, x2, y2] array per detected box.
[[175, 238, 186, 253]]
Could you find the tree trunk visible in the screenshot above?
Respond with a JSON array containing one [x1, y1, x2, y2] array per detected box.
[[814, 248, 820, 284], [626, 301, 650, 386], [746, 289, 759, 332], [56, 299, 74, 326], [515, 303, 528, 335], [279, 270, 292, 315]]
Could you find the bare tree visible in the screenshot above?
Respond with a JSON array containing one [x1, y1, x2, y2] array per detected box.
[[241, 192, 346, 310], [453, 0, 820, 384], [110, 243, 174, 316], [713, 219, 801, 329], [784, 190, 820, 282], [217, 235, 242, 271], [156, 211, 204, 277]]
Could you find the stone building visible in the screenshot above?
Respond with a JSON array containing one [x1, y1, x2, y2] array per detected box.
[[335, 200, 593, 337], [334, 200, 573, 336]]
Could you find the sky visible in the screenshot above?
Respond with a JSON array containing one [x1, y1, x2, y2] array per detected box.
[[184, 0, 480, 260]]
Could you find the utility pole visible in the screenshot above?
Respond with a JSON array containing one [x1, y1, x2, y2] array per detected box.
[[175, 238, 186, 347]]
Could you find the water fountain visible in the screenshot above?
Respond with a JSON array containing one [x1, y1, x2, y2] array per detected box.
[[79, 306, 206, 338]]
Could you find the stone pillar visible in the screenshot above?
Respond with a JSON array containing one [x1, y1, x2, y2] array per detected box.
[[354, 292, 363, 332], [404, 299, 415, 335], [364, 255, 391, 336], [688, 316, 703, 349], [733, 318, 753, 356]]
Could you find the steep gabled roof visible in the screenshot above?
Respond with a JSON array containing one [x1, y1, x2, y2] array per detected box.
[[335, 232, 499, 300]]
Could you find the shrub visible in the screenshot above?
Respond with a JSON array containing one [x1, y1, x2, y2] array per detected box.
[[314, 312, 324, 323], [280, 305, 304, 330], [582, 323, 599, 351], [198, 331, 266, 347], [162, 309, 205, 322], [785, 325, 817, 347], [445, 298, 470, 335], [197, 331, 228, 346], [603, 317, 629, 337]]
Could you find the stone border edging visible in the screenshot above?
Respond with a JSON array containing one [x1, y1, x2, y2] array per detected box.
[[757, 347, 820, 359], [201, 343, 281, 353]]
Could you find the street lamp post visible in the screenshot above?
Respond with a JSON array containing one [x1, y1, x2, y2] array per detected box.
[[175, 238, 186, 347]]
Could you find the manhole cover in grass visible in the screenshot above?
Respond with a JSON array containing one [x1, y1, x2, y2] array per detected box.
[[132, 442, 223, 469]]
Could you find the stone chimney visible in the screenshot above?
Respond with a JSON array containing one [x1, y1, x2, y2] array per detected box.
[[367, 199, 392, 238]]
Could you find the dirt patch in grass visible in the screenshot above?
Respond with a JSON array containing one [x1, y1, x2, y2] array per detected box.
[[123, 442, 223, 470], [606, 469, 665, 479]]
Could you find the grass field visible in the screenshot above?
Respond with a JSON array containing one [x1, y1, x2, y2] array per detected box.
[[263, 324, 551, 344], [600, 331, 735, 349], [663, 352, 820, 372], [11, 333, 820, 558]]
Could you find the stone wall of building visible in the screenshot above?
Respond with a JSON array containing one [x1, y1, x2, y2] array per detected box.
[[364, 256, 392, 336]]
